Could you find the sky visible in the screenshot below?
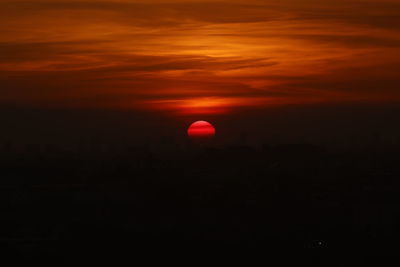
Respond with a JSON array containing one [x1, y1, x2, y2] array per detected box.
[[1, 0, 400, 117]]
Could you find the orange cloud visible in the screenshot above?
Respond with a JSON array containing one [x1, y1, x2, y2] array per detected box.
[[1, 0, 400, 114]]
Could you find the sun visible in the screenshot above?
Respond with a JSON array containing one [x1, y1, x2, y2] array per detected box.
[[187, 121, 216, 139]]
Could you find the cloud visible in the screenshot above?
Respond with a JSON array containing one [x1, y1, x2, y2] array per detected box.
[[1, 0, 400, 114]]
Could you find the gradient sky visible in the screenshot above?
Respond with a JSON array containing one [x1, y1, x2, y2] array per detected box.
[[1, 0, 400, 116]]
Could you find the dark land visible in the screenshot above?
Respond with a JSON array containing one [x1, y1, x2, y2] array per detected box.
[[1, 142, 400, 266]]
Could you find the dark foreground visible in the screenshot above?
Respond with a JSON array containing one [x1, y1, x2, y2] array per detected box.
[[1, 144, 400, 266]]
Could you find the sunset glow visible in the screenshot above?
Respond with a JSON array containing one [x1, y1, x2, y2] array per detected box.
[[1, 0, 400, 114], [3, 2, 400, 264]]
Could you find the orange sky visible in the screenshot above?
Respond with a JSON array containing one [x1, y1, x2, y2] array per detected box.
[[1, 0, 400, 115]]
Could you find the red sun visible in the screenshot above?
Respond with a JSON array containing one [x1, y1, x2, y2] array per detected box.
[[187, 121, 216, 138]]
